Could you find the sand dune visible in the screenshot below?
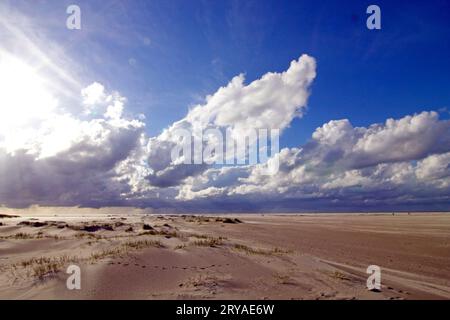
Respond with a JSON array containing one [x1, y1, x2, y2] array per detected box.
[[0, 211, 449, 299]]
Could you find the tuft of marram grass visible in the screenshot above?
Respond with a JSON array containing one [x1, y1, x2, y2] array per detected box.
[[14, 255, 78, 279], [1, 232, 62, 240], [192, 238, 224, 247], [122, 239, 163, 249], [11, 232, 34, 239], [233, 244, 291, 256], [175, 244, 187, 250], [12, 239, 165, 280], [89, 239, 163, 261], [138, 229, 179, 239]]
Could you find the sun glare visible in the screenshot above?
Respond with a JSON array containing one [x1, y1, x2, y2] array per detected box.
[[0, 54, 57, 130]]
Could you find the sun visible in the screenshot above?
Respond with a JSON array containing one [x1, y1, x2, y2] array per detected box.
[[0, 53, 58, 131]]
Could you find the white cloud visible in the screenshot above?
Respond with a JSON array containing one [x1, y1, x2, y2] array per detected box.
[[416, 152, 450, 186], [351, 111, 450, 167], [146, 54, 317, 186], [176, 112, 450, 211], [105, 99, 125, 120], [0, 80, 145, 207], [186, 54, 316, 137], [81, 82, 106, 107]]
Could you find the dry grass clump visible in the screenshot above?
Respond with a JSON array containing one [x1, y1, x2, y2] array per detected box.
[[192, 238, 224, 247], [190, 234, 227, 241], [138, 229, 179, 239], [4, 232, 34, 239], [89, 247, 122, 261], [329, 271, 351, 281], [1, 232, 62, 240], [182, 215, 243, 224], [174, 235, 226, 250], [182, 215, 211, 223], [189, 234, 209, 239], [75, 232, 103, 240], [13, 255, 77, 279], [89, 239, 163, 262], [271, 247, 292, 254], [12, 238, 165, 279], [273, 273, 296, 285], [123, 239, 163, 250], [233, 244, 291, 255]]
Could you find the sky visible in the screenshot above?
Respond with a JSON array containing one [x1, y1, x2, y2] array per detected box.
[[0, 0, 449, 212]]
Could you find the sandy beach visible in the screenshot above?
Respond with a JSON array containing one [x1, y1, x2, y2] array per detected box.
[[0, 210, 449, 300]]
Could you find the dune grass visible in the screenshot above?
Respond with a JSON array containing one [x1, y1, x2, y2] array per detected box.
[[11, 238, 164, 280], [192, 238, 224, 247], [233, 244, 291, 256], [0, 232, 62, 240], [12, 255, 78, 279]]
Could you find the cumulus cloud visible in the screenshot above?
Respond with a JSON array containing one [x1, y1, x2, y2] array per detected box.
[[0, 81, 145, 207], [81, 82, 106, 106], [185, 54, 316, 135], [177, 112, 450, 211], [146, 54, 316, 187]]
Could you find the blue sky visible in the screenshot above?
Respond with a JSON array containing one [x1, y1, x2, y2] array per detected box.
[[9, 0, 450, 142], [1, 0, 450, 211]]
